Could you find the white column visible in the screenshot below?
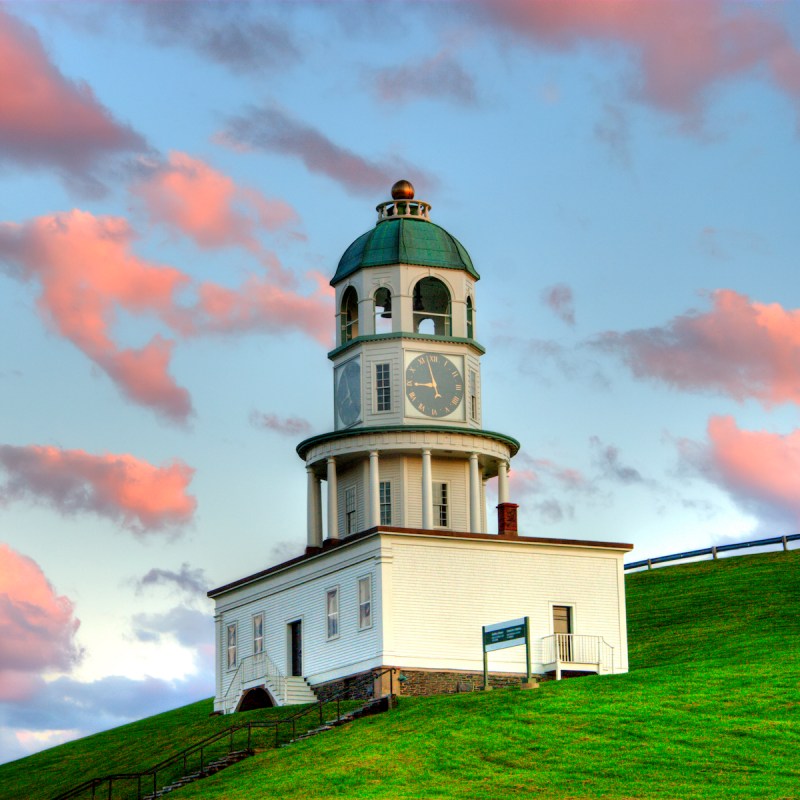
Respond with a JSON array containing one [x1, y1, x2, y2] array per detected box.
[[369, 451, 381, 528], [421, 448, 433, 529], [306, 466, 322, 548], [498, 460, 510, 504], [469, 453, 481, 532], [327, 457, 339, 541]]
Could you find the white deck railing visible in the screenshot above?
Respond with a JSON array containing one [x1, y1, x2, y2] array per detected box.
[[222, 651, 287, 713], [541, 634, 615, 679]]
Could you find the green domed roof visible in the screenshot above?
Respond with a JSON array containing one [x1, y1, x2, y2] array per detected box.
[[331, 218, 479, 285]]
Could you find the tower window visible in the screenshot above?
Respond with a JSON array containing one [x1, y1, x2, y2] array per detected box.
[[358, 576, 372, 629], [379, 480, 392, 525], [345, 486, 357, 535], [434, 482, 449, 528], [466, 296, 474, 339], [374, 287, 392, 335], [375, 363, 391, 412], [253, 614, 264, 655], [412, 277, 451, 336], [340, 287, 359, 344], [326, 588, 339, 639], [227, 623, 237, 669]]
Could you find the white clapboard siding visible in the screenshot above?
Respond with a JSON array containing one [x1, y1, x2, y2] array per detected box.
[[386, 536, 627, 673]]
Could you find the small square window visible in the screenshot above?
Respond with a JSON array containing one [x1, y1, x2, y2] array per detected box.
[[326, 588, 339, 639]]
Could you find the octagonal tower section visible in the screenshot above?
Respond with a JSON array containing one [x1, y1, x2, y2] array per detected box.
[[298, 182, 520, 548]]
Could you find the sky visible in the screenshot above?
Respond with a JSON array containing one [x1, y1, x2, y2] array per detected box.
[[1, 0, 800, 764]]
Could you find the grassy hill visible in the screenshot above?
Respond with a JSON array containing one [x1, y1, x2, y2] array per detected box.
[[2, 549, 799, 800]]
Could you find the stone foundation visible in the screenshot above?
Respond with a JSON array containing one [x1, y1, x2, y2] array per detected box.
[[311, 667, 545, 701]]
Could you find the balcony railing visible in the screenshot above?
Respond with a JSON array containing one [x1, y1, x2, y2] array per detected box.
[[541, 634, 615, 680], [223, 651, 287, 713]]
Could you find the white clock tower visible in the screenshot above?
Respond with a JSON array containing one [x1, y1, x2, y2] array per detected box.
[[297, 180, 519, 545], [209, 182, 631, 712]]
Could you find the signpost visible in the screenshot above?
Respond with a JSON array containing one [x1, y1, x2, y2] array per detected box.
[[481, 616, 533, 690]]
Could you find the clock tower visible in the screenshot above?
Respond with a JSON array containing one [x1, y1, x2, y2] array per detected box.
[[297, 181, 519, 545]]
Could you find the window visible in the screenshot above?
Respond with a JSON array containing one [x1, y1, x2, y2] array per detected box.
[[466, 296, 474, 339], [345, 487, 357, 535], [340, 287, 359, 343], [412, 277, 451, 335], [379, 480, 392, 525], [358, 576, 372, 629], [376, 363, 391, 412], [326, 588, 339, 639], [470, 370, 478, 421], [227, 623, 237, 669], [252, 614, 263, 655], [434, 482, 449, 527], [374, 287, 392, 334]]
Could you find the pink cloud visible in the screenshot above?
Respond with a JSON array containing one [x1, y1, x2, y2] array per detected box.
[[133, 152, 303, 264], [0, 210, 333, 421], [0, 7, 145, 193], [0, 210, 192, 423], [684, 416, 800, 528], [0, 445, 197, 533], [250, 411, 312, 437], [541, 283, 575, 326], [0, 544, 81, 701], [477, 1, 800, 130], [595, 290, 800, 408], [218, 104, 438, 196]]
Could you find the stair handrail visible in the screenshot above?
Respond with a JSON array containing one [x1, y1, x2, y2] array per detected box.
[[223, 650, 288, 712], [51, 668, 396, 800]]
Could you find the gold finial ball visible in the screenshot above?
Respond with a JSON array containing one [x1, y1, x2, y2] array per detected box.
[[391, 179, 415, 200]]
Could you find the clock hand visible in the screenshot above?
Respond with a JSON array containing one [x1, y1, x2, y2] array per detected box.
[[425, 357, 442, 398], [412, 381, 436, 388]]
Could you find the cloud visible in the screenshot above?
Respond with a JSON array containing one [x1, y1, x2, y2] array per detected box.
[[0, 7, 146, 195], [594, 102, 631, 166], [126, 0, 300, 75], [372, 50, 477, 106], [680, 416, 800, 529], [476, 0, 800, 131], [136, 563, 208, 597], [594, 290, 800, 409], [0, 210, 192, 422], [218, 104, 437, 196], [540, 283, 575, 326], [132, 152, 303, 267], [0, 209, 333, 421], [590, 436, 646, 485], [132, 606, 211, 649], [249, 411, 312, 437], [0, 445, 196, 533], [2, 672, 212, 752], [0, 545, 81, 702]]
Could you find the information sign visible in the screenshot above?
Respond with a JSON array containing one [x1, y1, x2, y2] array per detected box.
[[481, 616, 532, 689]]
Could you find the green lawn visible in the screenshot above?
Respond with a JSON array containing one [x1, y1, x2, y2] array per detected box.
[[3, 549, 799, 800]]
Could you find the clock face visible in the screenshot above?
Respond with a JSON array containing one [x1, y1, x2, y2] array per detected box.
[[405, 353, 464, 418], [336, 359, 361, 427]]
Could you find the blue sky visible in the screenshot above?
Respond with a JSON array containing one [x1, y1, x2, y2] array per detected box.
[[1, 0, 799, 763]]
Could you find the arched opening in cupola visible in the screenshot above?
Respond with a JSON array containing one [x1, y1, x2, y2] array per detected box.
[[412, 277, 451, 336], [374, 287, 392, 334], [340, 286, 359, 343], [466, 296, 474, 339]]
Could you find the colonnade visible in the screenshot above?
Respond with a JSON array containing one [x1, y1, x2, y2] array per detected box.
[[305, 451, 511, 547]]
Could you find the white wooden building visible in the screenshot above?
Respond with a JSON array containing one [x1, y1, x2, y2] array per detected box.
[[208, 182, 632, 712]]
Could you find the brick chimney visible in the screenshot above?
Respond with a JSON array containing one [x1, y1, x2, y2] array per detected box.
[[497, 503, 519, 537]]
